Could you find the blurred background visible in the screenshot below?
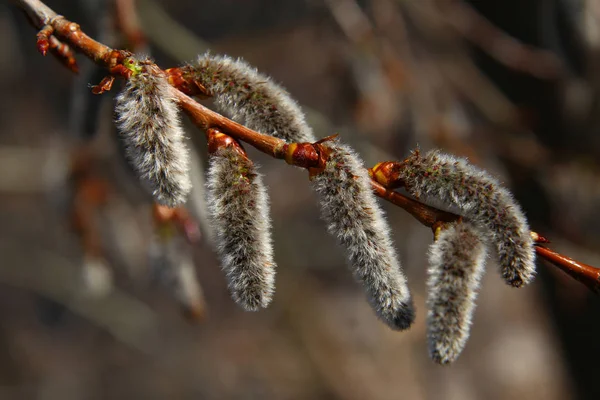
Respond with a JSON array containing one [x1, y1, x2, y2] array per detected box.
[[1, 0, 600, 398]]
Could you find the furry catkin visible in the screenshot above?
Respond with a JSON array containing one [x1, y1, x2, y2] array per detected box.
[[310, 140, 414, 330], [206, 147, 276, 311], [427, 222, 487, 364], [186, 54, 316, 143], [399, 150, 535, 287], [115, 61, 191, 206]]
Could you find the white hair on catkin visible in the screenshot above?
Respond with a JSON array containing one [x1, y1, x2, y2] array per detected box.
[[188, 53, 316, 143], [427, 222, 487, 364], [310, 140, 414, 330], [399, 150, 535, 287], [206, 147, 276, 311], [115, 61, 191, 206]]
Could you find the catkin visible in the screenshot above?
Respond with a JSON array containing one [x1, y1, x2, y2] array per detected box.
[[149, 233, 205, 318], [185, 54, 316, 143], [115, 61, 191, 206], [206, 147, 276, 311], [311, 140, 414, 330], [399, 150, 535, 287], [427, 222, 487, 364]]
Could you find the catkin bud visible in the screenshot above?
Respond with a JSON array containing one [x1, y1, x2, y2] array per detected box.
[[427, 222, 487, 364], [310, 140, 414, 330], [399, 150, 535, 287], [185, 54, 315, 143], [115, 59, 191, 206], [206, 147, 276, 311]]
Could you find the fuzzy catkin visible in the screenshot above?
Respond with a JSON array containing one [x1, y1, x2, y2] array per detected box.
[[427, 222, 487, 364], [115, 62, 191, 206], [310, 140, 414, 330], [399, 150, 535, 287], [187, 54, 316, 143], [206, 147, 276, 311]]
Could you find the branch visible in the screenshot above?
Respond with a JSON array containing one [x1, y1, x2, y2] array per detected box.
[[10, 0, 600, 294]]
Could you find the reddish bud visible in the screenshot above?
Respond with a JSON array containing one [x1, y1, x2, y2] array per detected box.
[[91, 76, 115, 94], [36, 25, 53, 56], [283, 143, 319, 168], [165, 67, 209, 97], [207, 128, 247, 158]]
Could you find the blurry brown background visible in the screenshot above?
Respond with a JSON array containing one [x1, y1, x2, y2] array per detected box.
[[1, 0, 600, 398]]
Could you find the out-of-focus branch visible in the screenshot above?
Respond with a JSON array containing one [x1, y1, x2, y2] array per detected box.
[[440, 0, 564, 80], [10, 0, 600, 294], [0, 240, 157, 353], [136, 0, 209, 61], [114, 0, 147, 50]]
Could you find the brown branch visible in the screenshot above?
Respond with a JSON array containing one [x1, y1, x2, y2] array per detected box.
[[174, 91, 288, 159], [10, 0, 600, 294], [535, 246, 600, 294], [370, 180, 458, 229]]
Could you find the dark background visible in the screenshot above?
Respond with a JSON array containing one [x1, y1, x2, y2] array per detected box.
[[1, 0, 599, 398]]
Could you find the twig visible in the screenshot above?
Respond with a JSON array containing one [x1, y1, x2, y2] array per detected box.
[[535, 246, 600, 294], [10, 0, 600, 294]]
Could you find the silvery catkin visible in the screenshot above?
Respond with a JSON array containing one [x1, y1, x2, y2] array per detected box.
[[427, 222, 487, 364], [186, 53, 316, 143], [206, 147, 276, 311], [310, 140, 414, 330], [399, 150, 535, 287], [115, 60, 191, 206]]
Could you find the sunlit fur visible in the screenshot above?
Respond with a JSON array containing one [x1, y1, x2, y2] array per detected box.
[[311, 140, 414, 330], [115, 62, 191, 206], [400, 150, 535, 287], [206, 147, 276, 311], [189, 53, 316, 143], [427, 222, 487, 364]]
